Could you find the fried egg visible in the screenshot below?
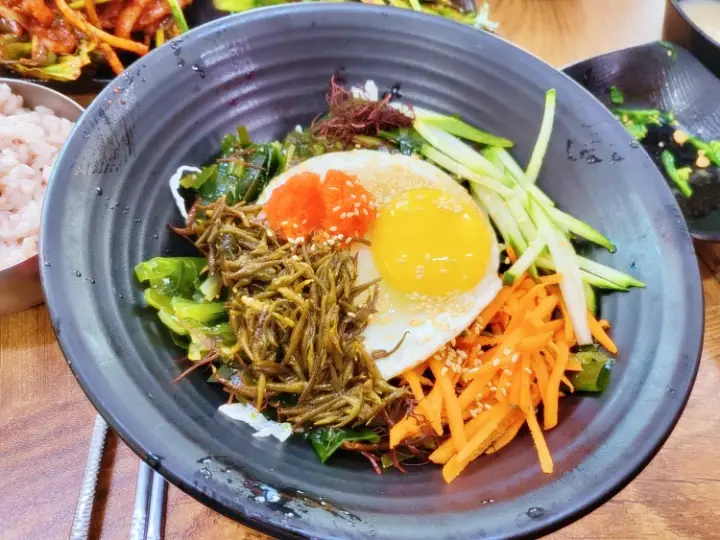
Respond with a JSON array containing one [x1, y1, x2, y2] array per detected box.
[[258, 150, 501, 380]]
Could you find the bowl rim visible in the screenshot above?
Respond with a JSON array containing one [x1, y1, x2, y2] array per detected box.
[[39, 4, 704, 539]]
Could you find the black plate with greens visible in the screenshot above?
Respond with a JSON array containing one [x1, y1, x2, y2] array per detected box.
[[0, 0, 479, 93], [564, 41, 720, 240]]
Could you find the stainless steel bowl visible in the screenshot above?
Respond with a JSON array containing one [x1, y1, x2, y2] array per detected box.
[[0, 79, 83, 316]]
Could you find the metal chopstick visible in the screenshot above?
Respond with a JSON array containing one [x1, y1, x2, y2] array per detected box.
[[145, 472, 168, 540], [129, 462, 153, 540], [70, 414, 109, 540]]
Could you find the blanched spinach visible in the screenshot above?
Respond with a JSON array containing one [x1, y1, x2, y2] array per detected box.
[[307, 427, 380, 464]]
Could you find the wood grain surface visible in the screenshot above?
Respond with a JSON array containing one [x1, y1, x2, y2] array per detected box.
[[2, 1, 719, 538]]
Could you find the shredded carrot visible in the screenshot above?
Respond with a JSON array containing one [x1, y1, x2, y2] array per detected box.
[[404, 370, 442, 435], [456, 404, 511, 463], [100, 43, 124, 75], [531, 352, 550, 399], [486, 415, 526, 454], [506, 245, 518, 263], [519, 354, 532, 412], [509, 364, 523, 405], [517, 331, 553, 352], [543, 339, 569, 430], [587, 312, 618, 354], [405, 266, 617, 482], [429, 358, 466, 450], [525, 408, 553, 473], [54, 0, 149, 55]]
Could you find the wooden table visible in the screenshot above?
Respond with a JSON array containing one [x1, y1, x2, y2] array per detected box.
[[2, 1, 719, 538]]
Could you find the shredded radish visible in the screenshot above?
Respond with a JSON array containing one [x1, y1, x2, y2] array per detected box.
[[168, 165, 201, 219], [219, 402, 292, 442]]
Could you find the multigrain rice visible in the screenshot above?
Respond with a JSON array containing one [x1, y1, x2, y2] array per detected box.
[[0, 83, 74, 270]]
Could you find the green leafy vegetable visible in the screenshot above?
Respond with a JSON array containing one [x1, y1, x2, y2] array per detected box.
[[660, 150, 693, 198], [624, 122, 648, 141], [568, 350, 612, 392], [168, 0, 190, 33], [180, 126, 281, 205], [609, 86, 624, 105], [171, 297, 226, 323], [135, 257, 206, 297], [412, 107, 514, 148], [307, 427, 380, 464], [2, 41, 93, 82], [379, 128, 426, 156]]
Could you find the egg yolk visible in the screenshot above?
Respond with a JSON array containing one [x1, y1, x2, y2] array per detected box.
[[370, 188, 492, 297]]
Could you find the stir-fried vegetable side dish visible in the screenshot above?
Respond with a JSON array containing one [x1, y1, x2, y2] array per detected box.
[[214, 0, 498, 32], [2, 1, 495, 82], [136, 79, 644, 481], [0, 0, 192, 80], [610, 86, 720, 215]]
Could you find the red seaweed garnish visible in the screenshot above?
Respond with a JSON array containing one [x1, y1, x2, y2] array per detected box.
[[311, 76, 414, 146]]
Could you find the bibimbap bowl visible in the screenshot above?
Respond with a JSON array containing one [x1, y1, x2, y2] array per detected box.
[[40, 5, 703, 539]]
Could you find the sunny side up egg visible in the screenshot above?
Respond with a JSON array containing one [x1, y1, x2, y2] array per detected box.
[[257, 150, 502, 380]]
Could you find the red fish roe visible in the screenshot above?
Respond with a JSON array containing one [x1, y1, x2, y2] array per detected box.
[[321, 169, 377, 240], [265, 172, 325, 240]]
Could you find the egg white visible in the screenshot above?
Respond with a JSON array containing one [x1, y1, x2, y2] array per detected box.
[[258, 150, 502, 380]]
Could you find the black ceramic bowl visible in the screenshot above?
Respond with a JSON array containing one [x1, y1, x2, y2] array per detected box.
[[664, 0, 720, 77], [41, 5, 703, 539]]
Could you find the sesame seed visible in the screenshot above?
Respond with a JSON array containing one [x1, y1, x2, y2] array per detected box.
[[354, 202, 361, 208], [281, 220, 289, 226], [490, 385, 497, 392], [441, 366, 448, 376], [292, 223, 299, 229], [350, 194, 357, 199], [332, 206, 341, 212], [345, 180, 353, 187], [337, 233, 344, 240], [492, 358, 500, 367], [328, 186, 339, 191], [329, 226, 338, 232], [484, 403, 493, 410], [511, 354, 519, 363], [266, 230, 274, 238], [301, 219, 307, 225], [524, 367, 533, 374], [503, 368, 512, 376], [340, 212, 347, 219], [363, 209, 369, 215], [501, 387, 508, 396]]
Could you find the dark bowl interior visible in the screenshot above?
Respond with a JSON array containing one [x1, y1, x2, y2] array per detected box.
[[40, 5, 703, 539], [564, 41, 720, 240]]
